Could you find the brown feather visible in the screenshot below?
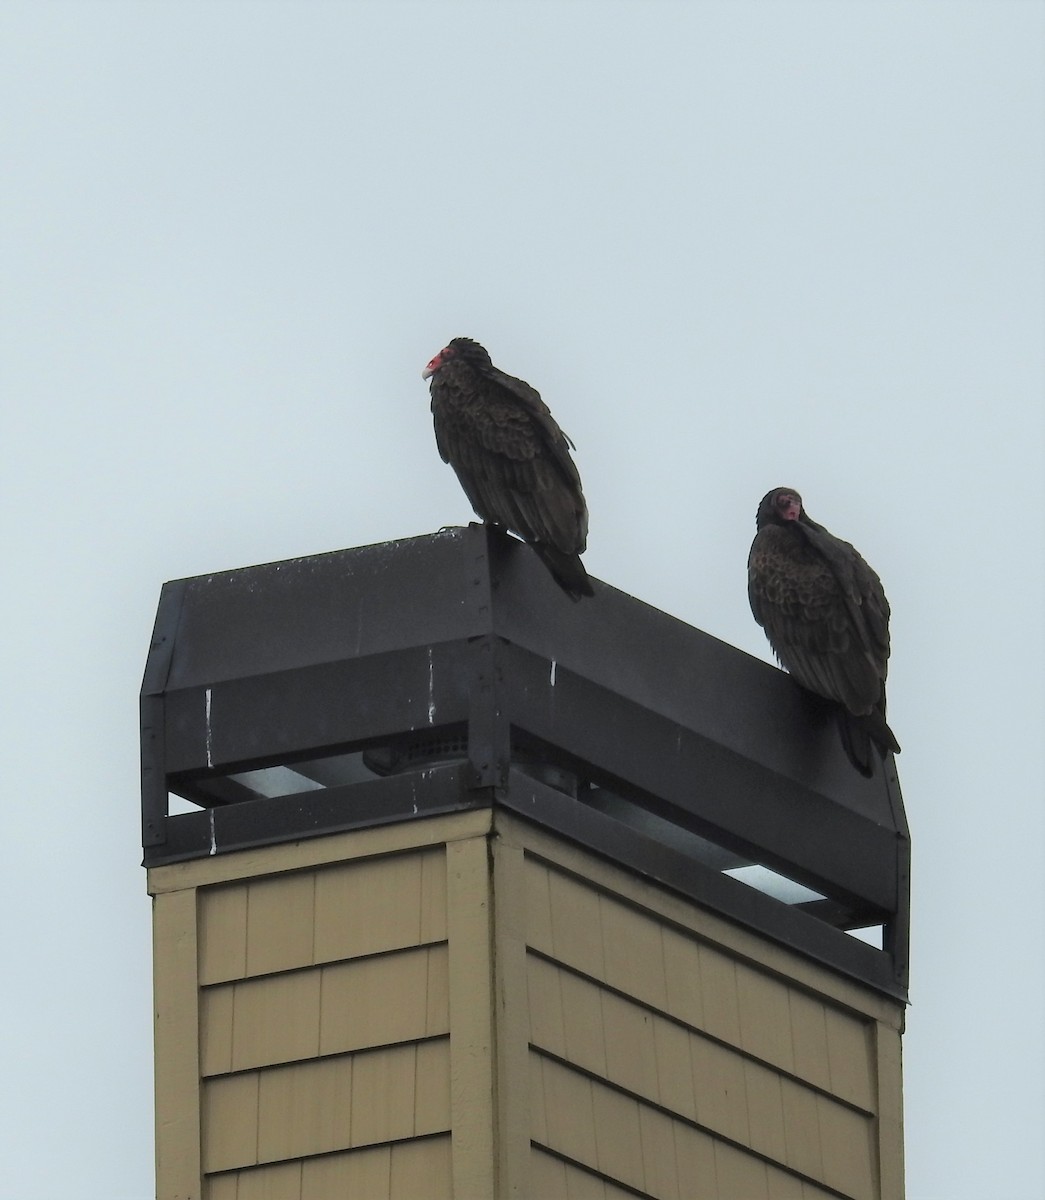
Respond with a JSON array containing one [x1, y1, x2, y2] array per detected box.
[[748, 488, 899, 774], [426, 338, 593, 600]]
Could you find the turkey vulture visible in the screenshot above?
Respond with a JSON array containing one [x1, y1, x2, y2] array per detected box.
[[423, 337, 593, 600], [748, 488, 900, 775]]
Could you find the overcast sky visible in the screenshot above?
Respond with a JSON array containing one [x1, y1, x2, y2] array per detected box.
[[2, 2, 1042, 1197]]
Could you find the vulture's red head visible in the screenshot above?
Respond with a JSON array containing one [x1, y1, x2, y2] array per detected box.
[[422, 337, 491, 380], [756, 488, 804, 529]]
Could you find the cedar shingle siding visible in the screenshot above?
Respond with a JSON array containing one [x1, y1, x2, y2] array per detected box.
[[150, 810, 903, 1199]]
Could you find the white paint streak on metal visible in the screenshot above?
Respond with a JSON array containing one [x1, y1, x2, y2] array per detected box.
[[208, 809, 217, 856], [550, 659, 557, 687], [428, 647, 436, 724], [205, 687, 213, 768]]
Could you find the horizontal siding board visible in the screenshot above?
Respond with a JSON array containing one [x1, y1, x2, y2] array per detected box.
[[531, 1054, 599, 1169], [530, 1142, 647, 1200], [787, 986, 834, 1095], [246, 872, 316, 977], [736, 964, 798, 1072], [780, 1081, 823, 1183], [652, 1014, 698, 1117], [695, 942, 744, 1048], [689, 1035, 751, 1146], [201, 944, 450, 1078], [529, 1049, 549, 1147], [319, 945, 449, 1059], [414, 1037, 452, 1132], [200, 983, 235, 1077], [545, 866, 607, 979], [389, 1135, 453, 1199], [234, 1159, 302, 1200], [234, 970, 322, 1072], [561, 968, 609, 1078], [203, 1040, 449, 1172], [348, 1041, 424, 1149], [419, 849, 449, 944], [528, 952, 567, 1057], [203, 1071, 260, 1173], [300, 1143, 391, 1197], [198, 847, 448, 983], [531, 1149, 652, 1200], [743, 1060, 788, 1166], [600, 989, 659, 1103], [825, 1005, 875, 1112], [314, 849, 446, 964], [765, 1168, 806, 1200], [530, 1149, 569, 1197], [637, 1103, 682, 1200], [591, 1082, 645, 1193], [661, 926, 706, 1030], [711, 1138, 770, 1200], [198, 883, 248, 984], [204, 1175, 238, 1200], [669, 1118, 719, 1195], [255, 1054, 352, 1164], [817, 1092, 876, 1200], [600, 899, 669, 1012], [203, 1136, 453, 1200]]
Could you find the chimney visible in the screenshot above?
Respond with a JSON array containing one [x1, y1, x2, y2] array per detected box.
[[142, 525, 908, 1199]]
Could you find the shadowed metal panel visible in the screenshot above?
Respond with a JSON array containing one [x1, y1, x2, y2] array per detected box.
[[166, 532, 480, 689], [143, 527, 909, 1000]]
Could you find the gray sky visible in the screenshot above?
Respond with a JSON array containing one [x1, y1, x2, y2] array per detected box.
[[2, 2, 1042, 1196]]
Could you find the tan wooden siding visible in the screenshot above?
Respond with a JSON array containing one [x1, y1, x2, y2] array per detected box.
[[151, 808, 902, 1199], [524, 853, 893, 1200], [197, 846, 448, 986], [202, 1038, 450, 1172], [204, 1133, 453, 1200], [531, 1147, 653, 1199], [200, 944, 449, 1075], [193, 844, 452, 1192], [531, 1062, 845, 1200], [152, 887, 202, 1195]]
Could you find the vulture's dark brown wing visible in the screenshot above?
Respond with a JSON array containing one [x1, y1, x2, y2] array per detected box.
[[429, 344, 591, 599], [748, 520, 899, 771], [748, 524, 887, 716]]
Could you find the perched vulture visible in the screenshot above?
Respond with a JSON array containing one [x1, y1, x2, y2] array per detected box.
[[748, 488, 900, 775], [423, 337, 593, 600]]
